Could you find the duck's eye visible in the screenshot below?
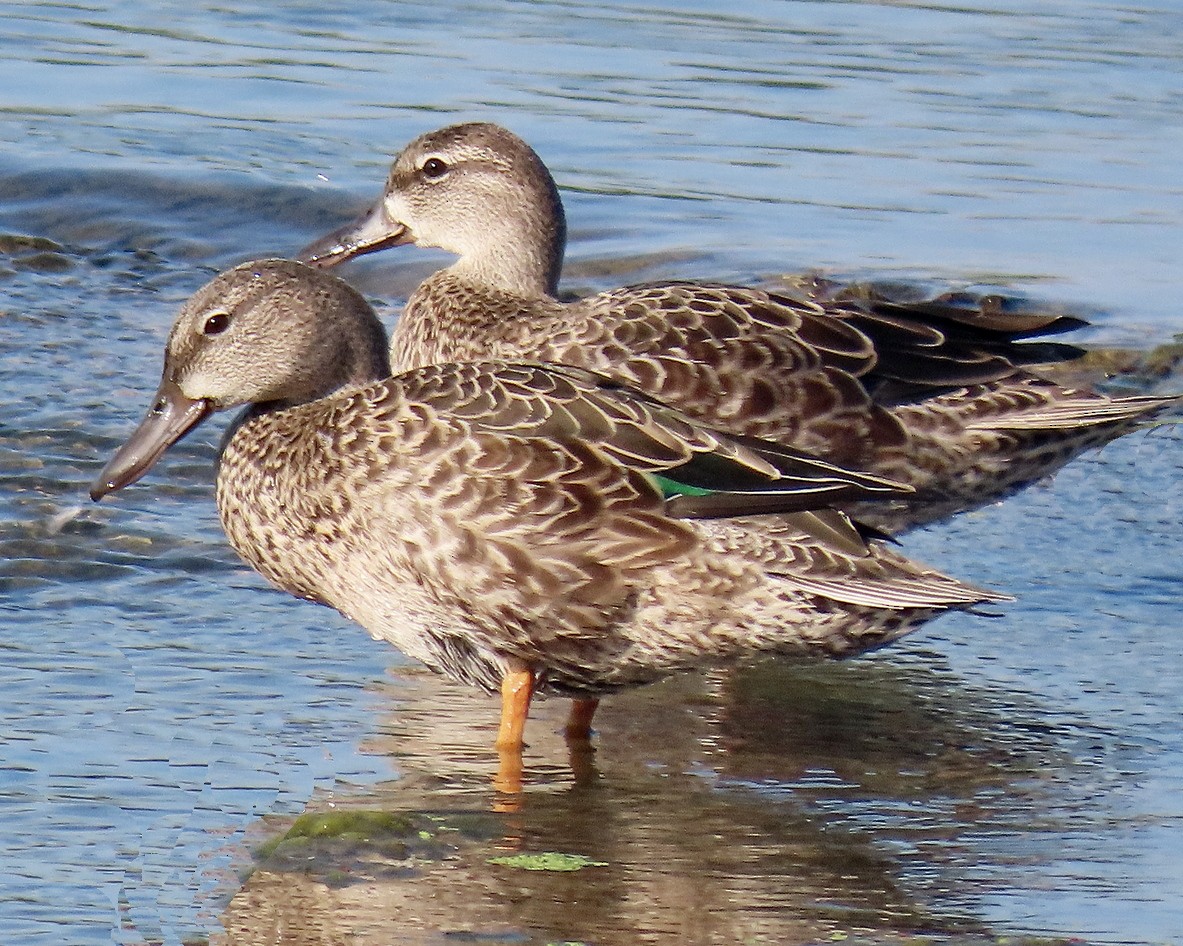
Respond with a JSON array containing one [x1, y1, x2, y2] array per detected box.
[[202, 312, 231, 335], [421, 157, 449, 180]]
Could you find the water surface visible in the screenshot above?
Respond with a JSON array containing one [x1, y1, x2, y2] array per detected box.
[[1, 2, 1180, 944]]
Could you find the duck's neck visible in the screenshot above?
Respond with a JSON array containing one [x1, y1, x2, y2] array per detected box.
[[449, 242, 561, 298], [390, 269, 557, 372], [444, 180, 566, 298], [274, 299, 392, 409]]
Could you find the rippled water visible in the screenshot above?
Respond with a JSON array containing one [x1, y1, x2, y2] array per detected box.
[[1, 2, 1181, 944]]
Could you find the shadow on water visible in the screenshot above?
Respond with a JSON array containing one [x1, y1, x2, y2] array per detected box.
[[216, 656, 1085, 946]]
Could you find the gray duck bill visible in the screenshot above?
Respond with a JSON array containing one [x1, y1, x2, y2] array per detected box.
[[90, 378, 212, 500], [297, 201, 410, 268]]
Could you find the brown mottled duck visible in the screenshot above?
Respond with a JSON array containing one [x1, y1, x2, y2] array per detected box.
[[92, 259, 1005, 767], [299, 121, 1178, 533]]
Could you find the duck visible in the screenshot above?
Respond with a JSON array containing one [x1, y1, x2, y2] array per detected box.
[[91, 259, 1006, 767], [298, 121, 1179, 533]]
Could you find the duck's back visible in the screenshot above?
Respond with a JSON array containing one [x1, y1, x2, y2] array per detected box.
[[391, 270, 1178, 533]]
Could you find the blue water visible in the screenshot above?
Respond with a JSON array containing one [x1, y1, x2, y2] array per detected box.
[[1, 2, 1180, 944]]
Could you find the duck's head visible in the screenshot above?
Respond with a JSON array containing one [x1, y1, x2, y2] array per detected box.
[[300, 122, 567, 297], [91, 258, 389, 500]]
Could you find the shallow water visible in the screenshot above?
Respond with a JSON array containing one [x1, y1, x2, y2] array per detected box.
[[1, 2, 1181, 944]]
